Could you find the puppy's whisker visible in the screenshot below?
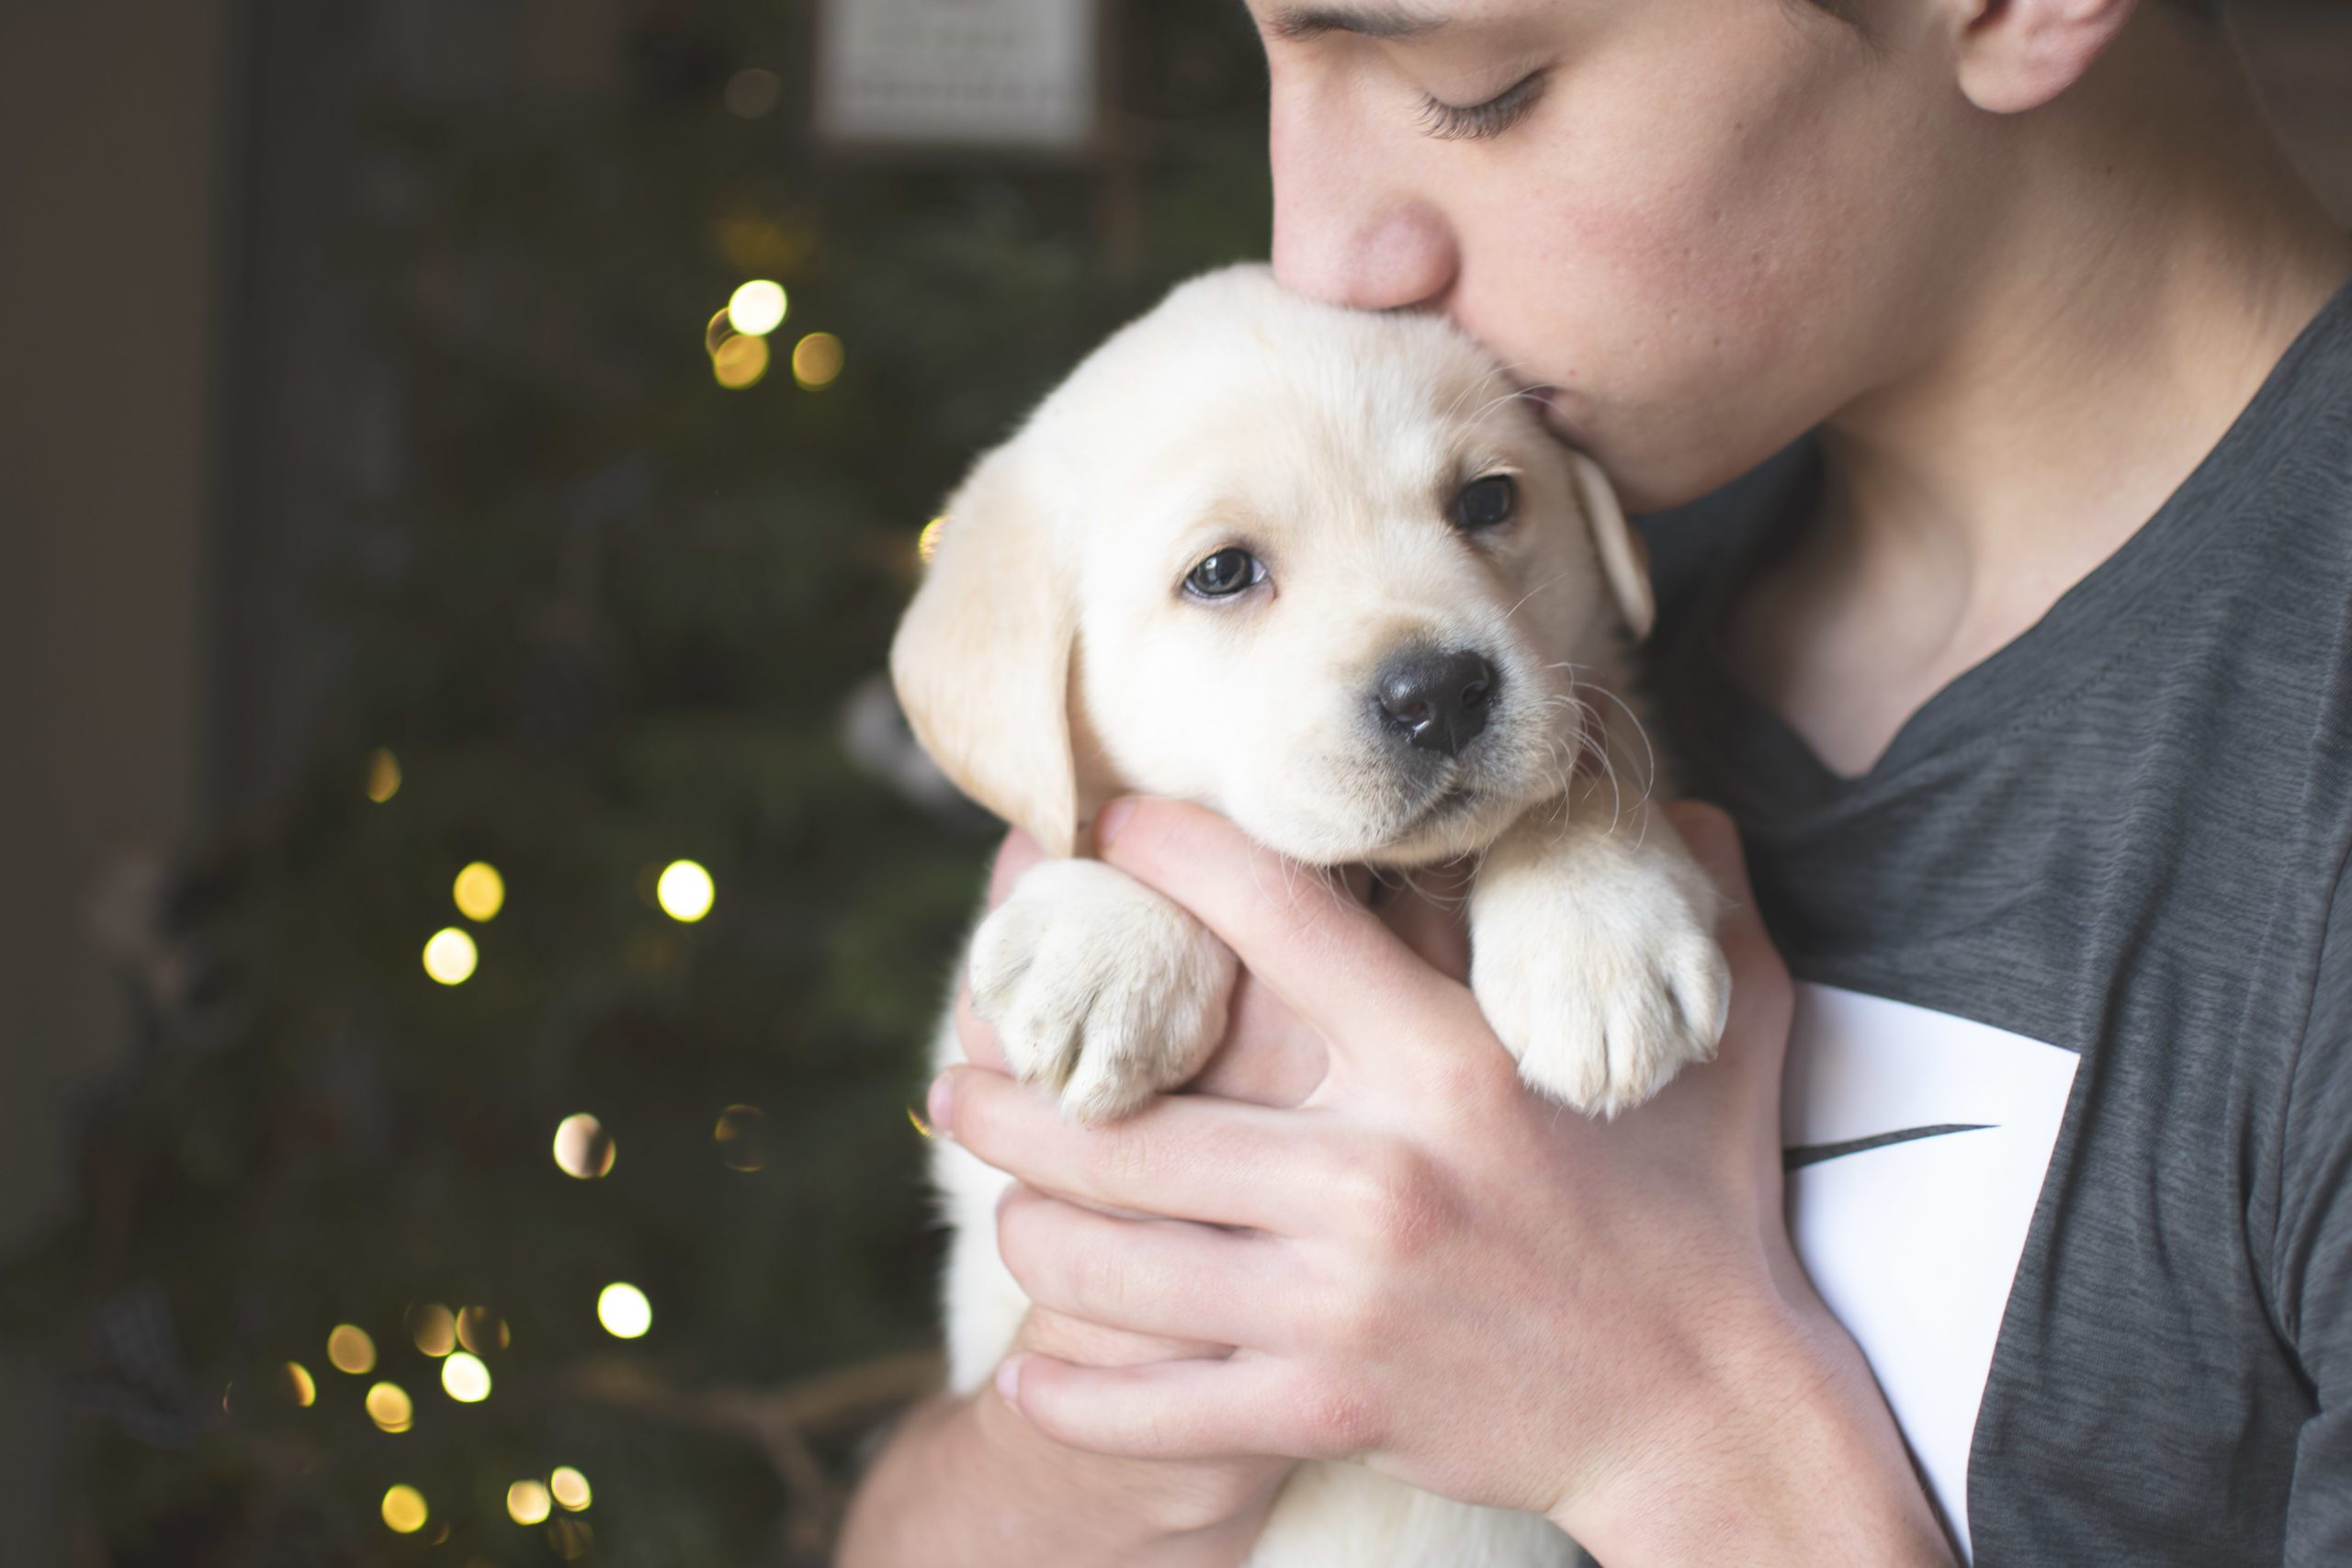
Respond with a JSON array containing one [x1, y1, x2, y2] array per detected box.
[[1502, 567, 1581, 626]]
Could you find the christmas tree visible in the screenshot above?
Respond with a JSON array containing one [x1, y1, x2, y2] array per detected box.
[[1, 2, 1271, 1562]]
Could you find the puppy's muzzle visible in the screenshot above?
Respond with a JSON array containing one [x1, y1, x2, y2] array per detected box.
[[1373, 645, 1499, 761]]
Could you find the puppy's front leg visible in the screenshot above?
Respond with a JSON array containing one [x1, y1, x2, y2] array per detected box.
[[968, 858, 1238, 1123], [1469, 802, 1730, 1118]]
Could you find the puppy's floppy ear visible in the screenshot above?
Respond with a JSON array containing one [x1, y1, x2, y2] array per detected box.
[[890, 445, 1083, 857], [1566, 449, 1656, 642]]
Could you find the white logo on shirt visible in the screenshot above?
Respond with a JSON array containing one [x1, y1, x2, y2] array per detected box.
[[1782, 983, 2080, 1563]]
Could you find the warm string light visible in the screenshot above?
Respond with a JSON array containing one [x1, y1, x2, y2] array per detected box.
[[408, 1303, 457, 1358], [442, 1351, 492, 1404], [423, 927, 478, 985], [917, 516, 947, 565], [326, 1325, 376, 1375], [381, 1485, 429, 1534], [507, 1479, 553, 1526], [597, 1282, 652, 1339], [714, 1104, 770, 1171], [727, 279, 788, 337], [452, 862, 504, 921], [792, 332, 844, 390], [365, 748, 402, 803], [366, 1381, 413, 1434], [283, 1361, 317, 1407], [548, 1467, 593, 1512], [456, 1304, 510, 1354], [552, 1113, 616, 1179], [656, 860, 715, 922]]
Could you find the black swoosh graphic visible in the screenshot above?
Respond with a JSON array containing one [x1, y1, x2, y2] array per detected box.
[[1782, 1123, 1995, 1172]]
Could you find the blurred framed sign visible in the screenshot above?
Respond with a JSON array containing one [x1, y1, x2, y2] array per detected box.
[[816, 0, 1099, 153]]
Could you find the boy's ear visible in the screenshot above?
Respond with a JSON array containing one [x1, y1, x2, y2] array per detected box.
[[890, 446, 1082, 857], [1953, 0, 2141, 116], [1566, 449, 1656, 642]]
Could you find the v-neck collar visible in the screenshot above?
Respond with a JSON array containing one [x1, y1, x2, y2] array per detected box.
[[1676, 274, 2352, 825]]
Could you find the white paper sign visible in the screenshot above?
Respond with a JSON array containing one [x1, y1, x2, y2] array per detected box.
[[1781, 983, 2081, 1562], [817, 0, 1098, 152]]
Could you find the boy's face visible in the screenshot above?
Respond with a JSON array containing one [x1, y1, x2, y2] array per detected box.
[[1250, 0, 1989, 510]]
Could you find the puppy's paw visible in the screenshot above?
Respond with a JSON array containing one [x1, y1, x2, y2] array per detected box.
[[967, 859, 1237, 1123], [1471, 840, 1729, 1118]]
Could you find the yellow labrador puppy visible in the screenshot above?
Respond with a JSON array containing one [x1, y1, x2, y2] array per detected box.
[[892, 264, 1728, 1565]]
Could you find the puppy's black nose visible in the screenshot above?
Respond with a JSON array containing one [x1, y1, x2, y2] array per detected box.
[[1374, 648, 1498, 758]]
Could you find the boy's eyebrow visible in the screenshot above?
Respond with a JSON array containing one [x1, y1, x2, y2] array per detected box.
[[1261, 4, 1451, 41]]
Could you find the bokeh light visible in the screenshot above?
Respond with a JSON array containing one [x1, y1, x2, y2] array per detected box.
[[507, 1478, 553, 1526], [283, 1361, 316, 1407], [597, 1282, 652, 1339], [552, 1113, 616, 1179], [722, 67, 781, 118], [457, 1304, 510, 1354], [712, 333, 770, 389], [423, 927, 478, 985], [326, 1324, 376, 1375], [917, 516, 946, 565], [365, 748, 401, 803], [791, 331, 844, 389], [656, 860, 714, 922], [549, 1466, 593, 1512], [381, 1485, 428, 1534], [442, 1351, 491, 1404], [453, 862, 505, 921], [366, 1381, 414, 1433], [727, 279, 787, 337], [408, 1303, 456, 1358], [714, 1104, 771, 1172]]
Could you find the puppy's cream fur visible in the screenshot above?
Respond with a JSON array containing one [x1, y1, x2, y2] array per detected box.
[[893, 265, 1728, 1565]]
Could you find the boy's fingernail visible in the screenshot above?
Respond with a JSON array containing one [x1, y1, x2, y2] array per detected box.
[[1093, 797, 1137, 849], [994, 1354, 1024, 1409], [926, 1070, 956, 1136]]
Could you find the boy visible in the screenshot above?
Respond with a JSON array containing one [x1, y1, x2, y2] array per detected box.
[[843, 2, 2352, 1561]]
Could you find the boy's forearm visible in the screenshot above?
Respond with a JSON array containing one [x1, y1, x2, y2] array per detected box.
[[837, 1388, 1267, 1568]]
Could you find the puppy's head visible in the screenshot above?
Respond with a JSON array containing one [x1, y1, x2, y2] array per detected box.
[[892, 265, 1653, 867]]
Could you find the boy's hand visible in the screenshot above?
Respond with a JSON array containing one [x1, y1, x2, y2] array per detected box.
[[936, 799, 1954, 1565]]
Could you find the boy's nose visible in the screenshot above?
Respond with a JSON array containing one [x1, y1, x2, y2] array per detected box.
[[1268, 94, 1458, 311]]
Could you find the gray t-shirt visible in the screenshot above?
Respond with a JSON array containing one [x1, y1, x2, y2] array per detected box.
[[1637, 276, 2352, 1565]]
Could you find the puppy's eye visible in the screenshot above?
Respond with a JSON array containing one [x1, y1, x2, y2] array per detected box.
[[1454, 475, 1517, 531], [1186, 548, 1262, 599]]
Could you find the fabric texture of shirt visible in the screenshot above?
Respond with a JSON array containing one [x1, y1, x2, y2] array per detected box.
[[1632, 275, 2352, 1565]]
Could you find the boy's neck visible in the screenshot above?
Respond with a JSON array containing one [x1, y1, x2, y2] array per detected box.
[[1731, 9, 2349, 778]]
